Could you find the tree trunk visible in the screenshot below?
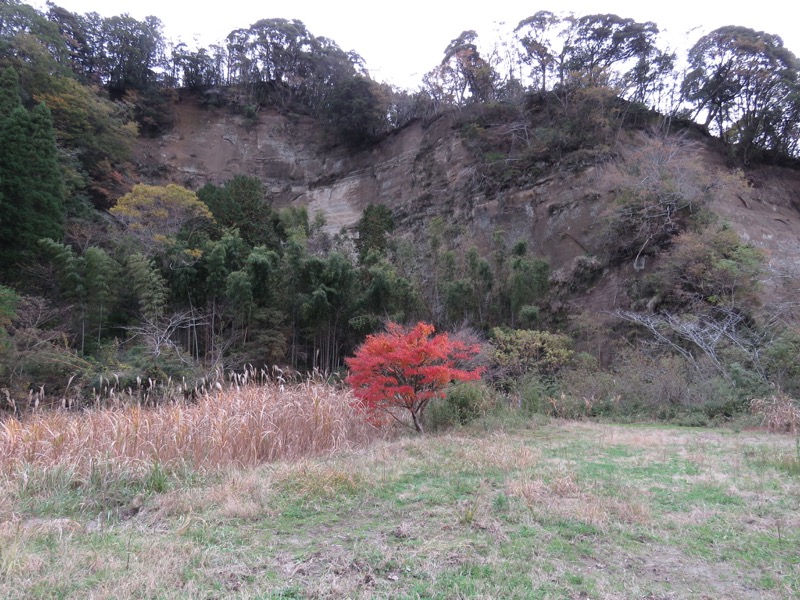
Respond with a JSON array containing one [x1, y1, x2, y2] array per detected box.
[[411, 409, 424, 433]]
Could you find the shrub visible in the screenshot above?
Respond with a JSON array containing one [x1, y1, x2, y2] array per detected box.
[[425, 381, 495, 431], [488, 328, 573, 388], [764, 331, 800, 397], [648, 224, 765, 312], [551, 255, 604, 295], [560, 349, 759, 422], [601, 135, 720, 266], [517, 375, 558, 415]]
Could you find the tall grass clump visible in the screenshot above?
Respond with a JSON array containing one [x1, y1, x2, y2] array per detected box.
[[0, 382, 376, 482], [751, 392, 800, 434]]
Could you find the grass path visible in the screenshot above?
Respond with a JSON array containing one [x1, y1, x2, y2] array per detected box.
[[1, 421, 798, 598]]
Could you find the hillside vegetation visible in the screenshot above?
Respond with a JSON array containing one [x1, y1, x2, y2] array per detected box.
[[1, 0, 800, 427]]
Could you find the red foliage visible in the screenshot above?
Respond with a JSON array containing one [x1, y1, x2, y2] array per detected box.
[[345, 322, 483, 433]]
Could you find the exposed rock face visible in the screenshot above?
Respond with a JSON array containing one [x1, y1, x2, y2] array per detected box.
[[134, 97, 800, 312]]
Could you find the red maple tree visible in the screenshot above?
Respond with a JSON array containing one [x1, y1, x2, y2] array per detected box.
[[345, 322, 483, 433]]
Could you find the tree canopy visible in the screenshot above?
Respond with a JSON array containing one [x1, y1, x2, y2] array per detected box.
[[110, 184, 213, 252], [682, 26, 800, 161], [0, 68, 64, 273], [345, 322, 483, 433]]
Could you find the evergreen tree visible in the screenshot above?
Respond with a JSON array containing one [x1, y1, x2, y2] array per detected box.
[[507, 241, 549, 327], [27, 103, 65, 236], [246, 246, 281, 306], [466, 247, 493, 326], [0, 96, 65, 273], [0, 284, 19, 384], [355, 203, 394, 261], [83, 246, 120, 347], [197, 176, 280, 249], [128, 253, 167, 323], [0, 68, 22, 118], [225, 269, 254, 343], [38, 240, 120, 353]]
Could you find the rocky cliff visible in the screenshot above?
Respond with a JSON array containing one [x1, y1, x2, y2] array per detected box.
[[133, 96, 800, 314]]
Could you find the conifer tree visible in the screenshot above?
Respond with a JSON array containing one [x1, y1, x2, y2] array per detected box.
[[27, 103, 65, 235], [0, 88, 65, 272], [0, 68, 22, 118]]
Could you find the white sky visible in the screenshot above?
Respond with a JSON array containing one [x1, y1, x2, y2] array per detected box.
[[32, 0, 800, 89]]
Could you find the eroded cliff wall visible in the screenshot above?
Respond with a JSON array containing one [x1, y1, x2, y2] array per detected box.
[[133, 97, 800, 313]]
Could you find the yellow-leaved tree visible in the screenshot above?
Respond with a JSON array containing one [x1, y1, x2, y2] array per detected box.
[[110, 184, 213, 252]]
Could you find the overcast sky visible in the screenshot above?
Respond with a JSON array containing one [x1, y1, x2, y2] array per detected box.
[[31, 0, 800, 89]]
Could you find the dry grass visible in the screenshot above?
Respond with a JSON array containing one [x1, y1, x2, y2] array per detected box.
[[273, 461, 365, 498], [506, 470, 652, 528], [0, 382, 377, 478], [446, 432, 542, 471], [751, 392, 800, 434]]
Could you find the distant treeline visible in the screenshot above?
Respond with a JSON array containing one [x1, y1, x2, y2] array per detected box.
[[1, 2, 799, 158]]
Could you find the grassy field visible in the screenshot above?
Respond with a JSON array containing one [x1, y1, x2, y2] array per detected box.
[[1, 391, 799, 598]]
